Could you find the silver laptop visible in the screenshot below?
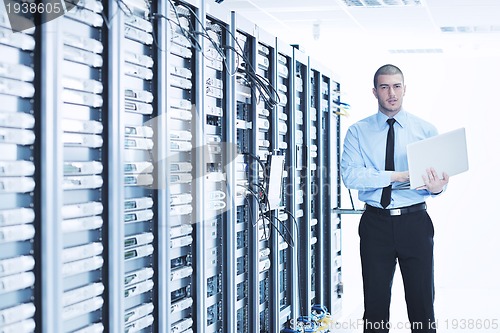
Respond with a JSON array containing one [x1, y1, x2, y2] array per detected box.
[[403, 127, 469, 189]]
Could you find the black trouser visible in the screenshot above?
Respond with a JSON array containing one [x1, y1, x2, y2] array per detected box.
[[359, 207, 436, 333]]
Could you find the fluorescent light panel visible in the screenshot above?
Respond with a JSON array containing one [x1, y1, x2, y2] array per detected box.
[[440, 25, 500, 33], [341, 0, 422, 7]]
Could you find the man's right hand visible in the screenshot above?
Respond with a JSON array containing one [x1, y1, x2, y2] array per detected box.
[[391, 171, 410, 183]]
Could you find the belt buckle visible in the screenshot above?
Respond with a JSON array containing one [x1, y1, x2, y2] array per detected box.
[[390, 208, 402, 216]]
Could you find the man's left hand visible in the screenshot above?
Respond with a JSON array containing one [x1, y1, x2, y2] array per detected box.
[[421, 167, 449, 194]]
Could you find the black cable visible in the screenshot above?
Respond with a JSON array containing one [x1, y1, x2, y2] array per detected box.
[[282, 207, 305, 317], [243, 181, 295, 248], [248, 184, 269, 240], [172, 1, 228, 62], [193, 30, 234, 76], [282, 208, 299, 237], [69, 0, 120, 29], [245, 185, 270, 241], [242, 153, 267, 211], [95, 0, 278, 111], [151, 12, 201, 53], [152, 1, 234, 76], [348, 189, 356, 210], [242, 152, 266, 176], [220, 26, 281, 107], [243, 196, 254, 229], [261, 215, 294, 248], [171, 2, 236, 77], [165, 0, 204, 51], [271, 209, 295, 248], [252, 182, 271, 240], [264, 214, 294, 248], [116, 0, 134, 16], [251, 181, 294, 249], [219, 37, 281, 107], [236, 184, 265, 228], [237, 182, 280, 243], [252, 182, 269, 209]]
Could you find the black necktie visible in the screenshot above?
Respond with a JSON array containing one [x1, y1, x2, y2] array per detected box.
[[381, 118, 396, 208]]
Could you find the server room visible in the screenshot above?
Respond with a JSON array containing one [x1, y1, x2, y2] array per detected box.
[[0, 0, 498, 333]]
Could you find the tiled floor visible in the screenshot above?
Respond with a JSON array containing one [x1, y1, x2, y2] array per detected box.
[[334, 278, 500, 332], [332, 214, 500, 333]]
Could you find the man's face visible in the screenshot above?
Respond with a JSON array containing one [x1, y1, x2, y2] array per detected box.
[[373, 74, 406, 115]]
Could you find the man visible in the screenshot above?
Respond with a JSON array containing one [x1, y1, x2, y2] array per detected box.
[[341, 64, 449, 333]]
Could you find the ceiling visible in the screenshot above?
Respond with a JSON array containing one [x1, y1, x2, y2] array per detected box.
[[211, 0, 500, 55]]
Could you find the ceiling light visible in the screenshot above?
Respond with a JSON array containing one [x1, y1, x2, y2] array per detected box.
[[388, 48, 443, 54], [313, 22, 321, 40], [440, 25, 500, 34], [341, 0, 422, 7]]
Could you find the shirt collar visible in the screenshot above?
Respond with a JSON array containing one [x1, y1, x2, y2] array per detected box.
[[377, 109, 407, 129]]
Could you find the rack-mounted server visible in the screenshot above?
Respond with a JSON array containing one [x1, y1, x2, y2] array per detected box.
[[0, 1, 342, 332]]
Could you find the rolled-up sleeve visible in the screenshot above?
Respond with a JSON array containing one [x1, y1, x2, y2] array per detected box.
[[340, 126, 392, 191]]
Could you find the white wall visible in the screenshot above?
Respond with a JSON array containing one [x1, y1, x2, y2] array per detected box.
[[302, 39, 500, 320]]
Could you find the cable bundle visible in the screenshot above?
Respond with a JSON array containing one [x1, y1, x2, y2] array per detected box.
[[284, 305, 334, 332]]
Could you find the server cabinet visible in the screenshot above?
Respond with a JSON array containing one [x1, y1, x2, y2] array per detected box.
[[254, 28, 281, 333], [323, 77, 343, 315], [309, 65, 322, 306], [274, 39, 295, 331], [0, 1, 343, 332], [58, 1, 106, 332], [292, 48, 312, 316], [0, 8, 37, 333], [308, 61, 344, 315], [121, 0, 157, 331], [202, 5, 231, 333], [164, 1, 200, 332], [230, 13, 261, 333], [202, 6, 239, 333], [253, 27, 278, 333]]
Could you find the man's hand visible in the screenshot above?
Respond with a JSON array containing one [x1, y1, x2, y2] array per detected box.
[[391, 171, 410, 183], [421, 167, 449, 194]]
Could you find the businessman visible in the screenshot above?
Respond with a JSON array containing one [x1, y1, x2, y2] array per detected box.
[[341, 64, 449, 332]]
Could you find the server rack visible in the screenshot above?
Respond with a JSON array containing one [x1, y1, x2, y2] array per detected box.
[[274, 38, 295, 332], [230, 13, 261, 333], [164, 1, 200, 333], [0, 7, 37, 333], [120, 1, 158, 332], [0, 1, 342, 332], [309, 64, 321, 306], [58, 2, 107, 332], [292, 47, 312, 316], [105, 1, 125, 331], [308, 61, 345, 314], [203, 7, 237, 333], [323, 77, 343, 315], [255, 28, 281, 333], [202, 4, 229, 333]]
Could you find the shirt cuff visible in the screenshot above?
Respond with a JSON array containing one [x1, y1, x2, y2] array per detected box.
[[382, 171, 393, 187], [430, 184, 447, 196]]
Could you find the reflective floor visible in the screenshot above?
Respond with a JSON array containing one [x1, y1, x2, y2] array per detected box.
[[334, 214, 500, 333]]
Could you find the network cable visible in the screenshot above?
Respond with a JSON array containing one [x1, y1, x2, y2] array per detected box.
[[261, 214, 294, 248], [282, 207, 304, 316], [220, 26, 281, 107], [242, 152, 266, 175]]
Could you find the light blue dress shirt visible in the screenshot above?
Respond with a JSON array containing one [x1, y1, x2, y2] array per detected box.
[[341, 110, 438, 209]]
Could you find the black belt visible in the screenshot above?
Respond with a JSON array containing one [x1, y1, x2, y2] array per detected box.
[[365, 203, 427, 216]]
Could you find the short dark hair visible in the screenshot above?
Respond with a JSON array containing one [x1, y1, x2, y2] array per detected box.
[[374, 64, 404, 88]]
